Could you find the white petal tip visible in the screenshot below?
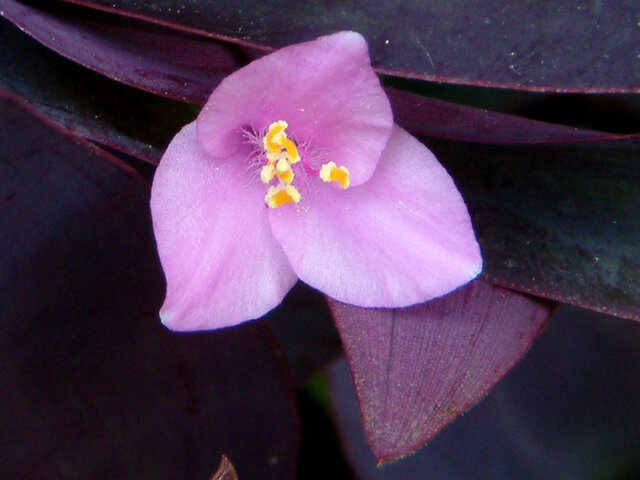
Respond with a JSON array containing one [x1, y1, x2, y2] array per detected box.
[[159, 309, 176, 329]]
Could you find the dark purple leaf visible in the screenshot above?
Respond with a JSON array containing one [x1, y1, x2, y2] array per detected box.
[[60, 0, 640, 92], [328, 306, 640, 479], [0, 91, 299, 480], [4, 4, 636, 153], [0, 14, 194, 162], [5, 2, 638, 322], [265, 283, 343, 385], [328, 281, 552, 462], [388, 88, 623, 144], [431, 138, 640, 321], [0, 0, 244, 104]]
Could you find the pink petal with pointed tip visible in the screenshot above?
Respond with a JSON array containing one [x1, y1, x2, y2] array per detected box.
[[269, 126, 482, 308], [151, 122, 297, 330], [197, 31, 392, 185]]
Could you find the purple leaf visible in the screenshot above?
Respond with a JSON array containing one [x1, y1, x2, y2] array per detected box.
[[265, 283, 343, 384], [0, 0, 243, 104], [0, 14, 194, 162], [387, 88, 620, 144], [328, 280, 552, 462], [4, 5, 638, 321], [2, 7, 634, 155], [433, 138, 640, 321], [0, 91, 299, 480], [60, 0, 640, 92], [328, 307, 640, 479]]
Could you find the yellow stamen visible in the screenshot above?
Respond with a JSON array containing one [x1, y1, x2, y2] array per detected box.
[[276, 168, 294, 184], [261, 121, 303, 207], [265, 185, 301, 209], [275, 157, 290, 173], [263, 120, 288, 156], [279, 137, 300, 163], [260, 163, 276, 184], [263, 121, 300, 164], [319, 161, 350, 189], [275, 157, 294, 183]]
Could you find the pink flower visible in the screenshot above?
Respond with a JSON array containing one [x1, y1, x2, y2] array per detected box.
[[150, 31, 482, 331]]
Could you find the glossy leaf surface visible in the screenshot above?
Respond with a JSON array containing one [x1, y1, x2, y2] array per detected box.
[[387, 88, 617, 144], [2, 2, 630, 146], [6, 4, 637, 148], [432, 138, 640, 321], [0, 0, 243, 103], [329, 307, 640, 479], [61, 0, 640, 92], [0, 92, 299, 480], [0, 14, 193, 162], [2, 2, 639, 322], [329, 281, 552, 462]]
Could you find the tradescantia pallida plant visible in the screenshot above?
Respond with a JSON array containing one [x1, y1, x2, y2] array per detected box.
[[1, 0, 640, 479]]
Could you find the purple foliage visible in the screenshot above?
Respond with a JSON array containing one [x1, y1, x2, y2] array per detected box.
[[329, 307, 640, 479], [0, 0, 241, 103], [59, 0, 640, 92], [0, 92, 299, 480], [330, 280, 551, 462], [1, 0, 639, 477]]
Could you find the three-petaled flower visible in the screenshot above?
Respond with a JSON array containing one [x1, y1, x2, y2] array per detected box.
[[151, 31, 482, 330]]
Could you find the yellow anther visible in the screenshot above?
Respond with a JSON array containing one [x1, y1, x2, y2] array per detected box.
[[279, 137, 300, 163], [260, 163, 276, 184], [275, 157, 290, 173], [262, 121, 303, 206], [276, 167, 294, 185], [275, 158, 294, 184], [265, 184, 301, 209], [263, 120, 288, 155], [319, 161, 350, 189], [263, 121, 300, 163]]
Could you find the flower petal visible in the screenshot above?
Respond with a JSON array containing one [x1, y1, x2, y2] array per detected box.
[[268, 126, 482, 307], [151, 122, 297, 330], [197, 31, 392, 185]]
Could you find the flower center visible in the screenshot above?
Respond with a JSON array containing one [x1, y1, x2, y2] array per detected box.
[[260, 121, 351, 208]]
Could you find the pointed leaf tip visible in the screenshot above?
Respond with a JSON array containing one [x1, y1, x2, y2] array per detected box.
[[211, 456, 238, 480], [329, 280, 553, 462]]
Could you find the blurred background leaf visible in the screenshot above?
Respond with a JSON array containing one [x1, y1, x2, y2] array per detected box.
[[0, 92, 300, 480], [1, 1, 640, 477], [0, 13, 195, 163], [329, 305, 640, 480], [433, 138, 640, 321], [0, 0, 245, 103], [57, 0, 640, 92]]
